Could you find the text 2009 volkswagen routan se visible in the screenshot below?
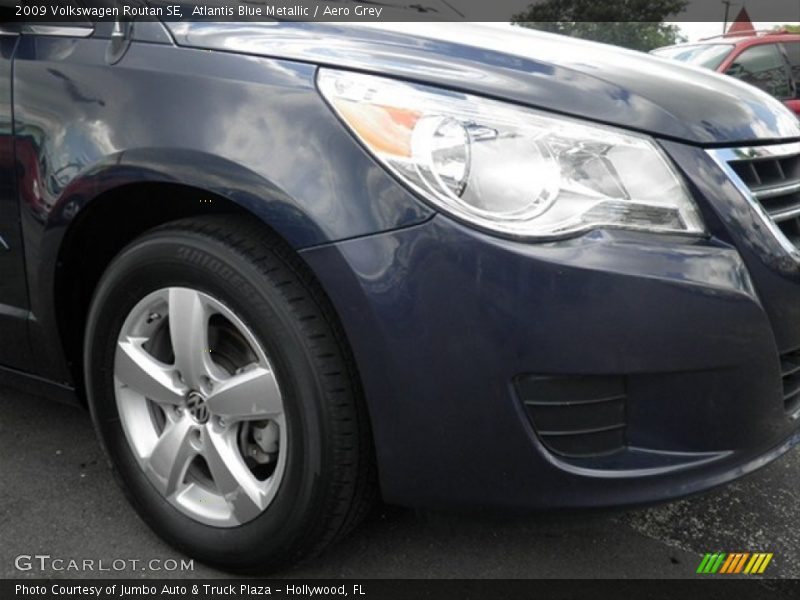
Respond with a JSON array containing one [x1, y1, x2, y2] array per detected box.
[[1, 19, 799, 571]]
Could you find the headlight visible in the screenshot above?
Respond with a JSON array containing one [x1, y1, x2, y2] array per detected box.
[[317, 69, 705, 239]]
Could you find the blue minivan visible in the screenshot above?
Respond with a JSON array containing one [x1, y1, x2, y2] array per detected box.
[[0, 18, 799, 571]]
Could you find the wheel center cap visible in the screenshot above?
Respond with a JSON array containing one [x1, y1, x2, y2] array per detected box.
[[186, 391, 209, 424]]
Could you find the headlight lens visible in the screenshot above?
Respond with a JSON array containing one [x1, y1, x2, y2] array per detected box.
[[317, 69, 704, 239]]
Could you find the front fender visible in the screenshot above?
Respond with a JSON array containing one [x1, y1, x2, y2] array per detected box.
[[13, 35, 432, 383], [50, 148, 327, 245], [14, 36, 431, 249]]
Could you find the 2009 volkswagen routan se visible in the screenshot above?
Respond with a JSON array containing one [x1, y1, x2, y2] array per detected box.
[[1, 16, 800, 571]]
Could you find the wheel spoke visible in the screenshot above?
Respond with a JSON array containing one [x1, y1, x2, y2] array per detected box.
[[168, 288, 211, 389], [203, 427, 266, 523], [116, 285, 288, 527], [205, 365, 282, 422], [143, 416, 197, 497], [115, 338, 187, 405]]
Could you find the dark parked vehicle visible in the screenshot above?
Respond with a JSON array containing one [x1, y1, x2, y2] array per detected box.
[[1, 19, 800, 572]]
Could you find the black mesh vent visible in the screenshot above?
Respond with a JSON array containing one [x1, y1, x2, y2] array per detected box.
[[515, 375, 626, 458], [780, 348, 800, 416]]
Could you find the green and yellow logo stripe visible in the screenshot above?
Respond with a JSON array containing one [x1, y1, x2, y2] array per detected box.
[[696, 552, 773, 574]]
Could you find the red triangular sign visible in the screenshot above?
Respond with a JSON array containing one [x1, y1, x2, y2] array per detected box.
[[726, 7, 756, 35]]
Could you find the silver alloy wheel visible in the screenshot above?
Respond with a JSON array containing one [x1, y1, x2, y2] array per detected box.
[[113, 287, 287, 527]]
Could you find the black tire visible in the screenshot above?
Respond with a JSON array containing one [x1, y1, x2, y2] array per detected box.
[[83, 215, 376, 572]]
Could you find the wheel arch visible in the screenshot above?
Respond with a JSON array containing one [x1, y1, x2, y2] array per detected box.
[[48, 151, 325, 396], [55, 182, 259, 393]]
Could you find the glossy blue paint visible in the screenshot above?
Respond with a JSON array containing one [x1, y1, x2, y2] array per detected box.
[[663, 140, 800, 353], [12, 35, 432, 245], [1, 22, 799, 509], [168, 22, 800, 145], [299, 213, 793, 508], [0, 31, 32, 370], [11, 32, 432, 381]]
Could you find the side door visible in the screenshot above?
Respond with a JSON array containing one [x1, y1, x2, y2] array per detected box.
[[0, 29, 33, 371]]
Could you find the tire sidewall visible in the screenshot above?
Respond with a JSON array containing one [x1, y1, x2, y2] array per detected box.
[[85, 231, 331, 568]]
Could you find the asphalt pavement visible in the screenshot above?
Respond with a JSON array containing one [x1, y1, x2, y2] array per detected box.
[[1, 386, 798, 579]]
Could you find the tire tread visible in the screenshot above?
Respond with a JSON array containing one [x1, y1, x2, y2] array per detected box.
[[125, 215, 376, 568]]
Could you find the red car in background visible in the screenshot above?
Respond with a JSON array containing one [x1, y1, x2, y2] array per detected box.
[[653, 30, 800, 116]]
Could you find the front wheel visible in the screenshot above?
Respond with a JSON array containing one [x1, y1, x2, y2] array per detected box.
[[84, 216, 375, 572]]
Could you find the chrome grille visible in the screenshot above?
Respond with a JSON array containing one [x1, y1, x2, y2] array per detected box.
[[714, 142, 800, 251], [730, 154, 800, 222]]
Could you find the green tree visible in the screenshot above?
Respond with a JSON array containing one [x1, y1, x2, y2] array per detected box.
[[774, 24, 800, 33], [512, 0, 689, 52]]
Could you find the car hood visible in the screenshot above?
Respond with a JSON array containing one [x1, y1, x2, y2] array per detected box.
[[167, 22, 800, 145]]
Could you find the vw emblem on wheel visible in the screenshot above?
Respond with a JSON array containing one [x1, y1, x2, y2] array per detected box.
[[186, 391, 209, 424]]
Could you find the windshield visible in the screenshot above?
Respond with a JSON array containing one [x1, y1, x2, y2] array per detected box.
[[651, 44, 735, 70]]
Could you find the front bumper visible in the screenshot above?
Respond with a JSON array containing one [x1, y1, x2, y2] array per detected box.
[[298, 143, 800, 510]]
